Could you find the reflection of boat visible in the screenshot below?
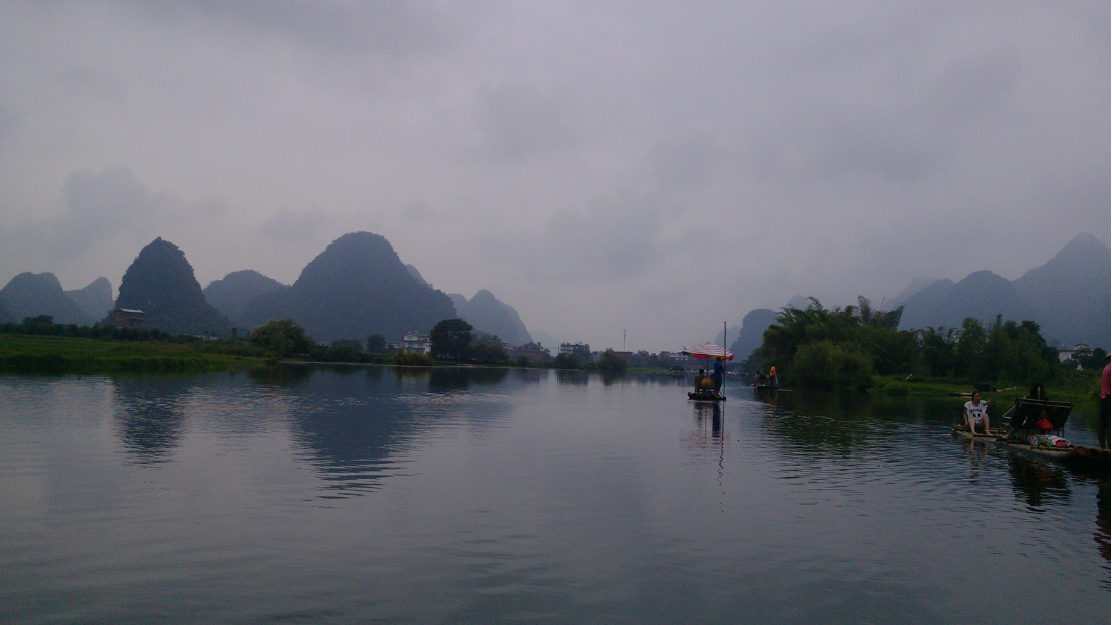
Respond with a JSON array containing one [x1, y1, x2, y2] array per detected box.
[[688, 392, 726, 402], [951, 426, 1109, 472]]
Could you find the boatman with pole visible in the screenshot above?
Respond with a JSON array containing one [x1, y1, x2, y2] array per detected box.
[[712, 356, 725, 398]]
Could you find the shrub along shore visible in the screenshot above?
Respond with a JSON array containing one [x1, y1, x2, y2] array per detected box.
[[747, 297, 1105, 410]]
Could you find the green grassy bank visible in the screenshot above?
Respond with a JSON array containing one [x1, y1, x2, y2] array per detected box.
[[869, 370, 1102, 410], [0, 334, 270, 374]]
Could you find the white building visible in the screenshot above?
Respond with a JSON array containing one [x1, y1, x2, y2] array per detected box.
[[559, 342, 591, 359], [401, 332, 432, 354]]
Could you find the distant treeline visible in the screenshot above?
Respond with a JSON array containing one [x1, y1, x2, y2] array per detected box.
[[1, 315, 208, 343], [751, 297, 1106, 393]]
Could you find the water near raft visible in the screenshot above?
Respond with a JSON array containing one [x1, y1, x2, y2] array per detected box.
[[0, 368, 1108, 624]]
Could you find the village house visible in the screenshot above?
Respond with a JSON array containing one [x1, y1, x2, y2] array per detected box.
[[508, 342, 552, 362], [110, 309, 145, 329], [1057, 342, 1091, 370], [401, 332, 432, 354], [559, 342, 591, 360]]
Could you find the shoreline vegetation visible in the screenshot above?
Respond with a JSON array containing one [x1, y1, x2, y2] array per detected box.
[[746, 297, 1105, 411], [0, 314, 1103, 411]]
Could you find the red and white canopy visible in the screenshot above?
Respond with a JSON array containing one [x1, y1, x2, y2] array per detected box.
[[682, 342, 734, 361]]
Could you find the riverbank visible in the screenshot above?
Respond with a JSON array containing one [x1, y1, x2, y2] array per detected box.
[[0, 334, 270, 374], [869, 372, 1101, 410]]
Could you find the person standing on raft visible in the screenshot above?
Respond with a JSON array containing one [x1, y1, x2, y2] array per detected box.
[[711, 357, 725, 398], [1100, 354, 1110, 450], [964, 391, 990, 435]]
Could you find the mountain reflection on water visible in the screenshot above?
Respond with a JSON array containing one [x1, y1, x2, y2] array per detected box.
[[248, 366, 514, 497], [0, 369, 1107, 624], [113, 377, 192, 465]]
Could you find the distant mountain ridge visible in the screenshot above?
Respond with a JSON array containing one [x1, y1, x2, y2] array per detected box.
[[240, 232, 457, 342], [65, 277, 114, 321], [892, 233, 1109, 348], [887, 275, 936, 309], [448, 290, 532, 346], [1013, 233, 1110, 347], [203, 270, 288, 327], [115, 238, 233, 336], [0, 272, 93, 325], [728, 308, 778, 362]]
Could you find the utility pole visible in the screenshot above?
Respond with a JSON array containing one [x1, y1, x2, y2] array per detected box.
[[623, 329, 626, 352]]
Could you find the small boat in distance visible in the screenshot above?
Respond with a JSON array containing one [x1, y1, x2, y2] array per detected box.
[[682, 341, 733, 402]]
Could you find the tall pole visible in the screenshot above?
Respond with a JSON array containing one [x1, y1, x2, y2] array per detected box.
[[723, 321, 727, 398]]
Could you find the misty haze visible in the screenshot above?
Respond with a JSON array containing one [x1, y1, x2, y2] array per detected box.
[[0, 3, 1108, 624]]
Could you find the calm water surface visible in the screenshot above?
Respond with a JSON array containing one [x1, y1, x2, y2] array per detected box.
[[1, 367, 1108, 624]]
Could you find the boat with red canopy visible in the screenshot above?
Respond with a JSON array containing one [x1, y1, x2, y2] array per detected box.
[[683, 342, 733, 401]]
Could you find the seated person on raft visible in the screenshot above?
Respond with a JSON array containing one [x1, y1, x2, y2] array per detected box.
[[964, 391, 990, 435], [692, 369, 717, 398]]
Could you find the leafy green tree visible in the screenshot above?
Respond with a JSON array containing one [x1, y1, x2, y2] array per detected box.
[[1079, 347, 1108, 371], [597, 348, 628, 374], [755, 295, 1063, 391], [430, 318, 472, 361], [955, 318, 989, 381], [366, 334, 386, 353], [790, 340, 873, 392], [471, 340, 509, 365], [918, 327, 957, 377], [248, 319, 315, 357], [553, 353, 580, 369]]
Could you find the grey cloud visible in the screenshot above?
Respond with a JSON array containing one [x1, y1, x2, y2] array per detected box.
[[58, 67, 127, 102], [517, 192, 677, 283], [257, 207, 330, 242], [124, 0, 463, 59], [41, 167, 169, 259], [0, 103, 23, 154], [0, 168, 172, 284], [754, 50, 1019, 183], [646, 135, 724, 191], [473, 82, 574, 161], [401, 201, 434, 221]]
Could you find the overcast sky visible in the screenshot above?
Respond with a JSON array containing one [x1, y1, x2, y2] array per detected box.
[[0, 1, 1107, 350]]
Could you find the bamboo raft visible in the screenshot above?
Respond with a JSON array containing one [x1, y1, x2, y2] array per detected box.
[[951, 425, 1109, 473], [688, 392, 726, 402]]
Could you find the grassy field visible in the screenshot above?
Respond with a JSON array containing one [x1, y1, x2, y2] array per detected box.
[[0, 334, 270, 374], [869, 371, 1102, 411]]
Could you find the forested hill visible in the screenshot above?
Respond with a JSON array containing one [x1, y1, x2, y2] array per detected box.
[[239, 231, 457, 342], [114, 238, 233, 336], [448, 290, 532, 346], [727, 308, 779, 362], [894, 233, 1110, 348], [64, 277, 114, 321], [0, 272, 93, 325], [1012, 233, 1110, 347], [203, 270, 288, 326]]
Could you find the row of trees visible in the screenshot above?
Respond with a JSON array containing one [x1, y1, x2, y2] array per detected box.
[[753, 297, 1092, 392], [429, 319, 511, 365], [550, 349, 628, 373], [1, 315, 205, 343]]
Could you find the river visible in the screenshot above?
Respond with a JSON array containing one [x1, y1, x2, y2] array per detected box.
[[0, 367, 1107, 624]]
